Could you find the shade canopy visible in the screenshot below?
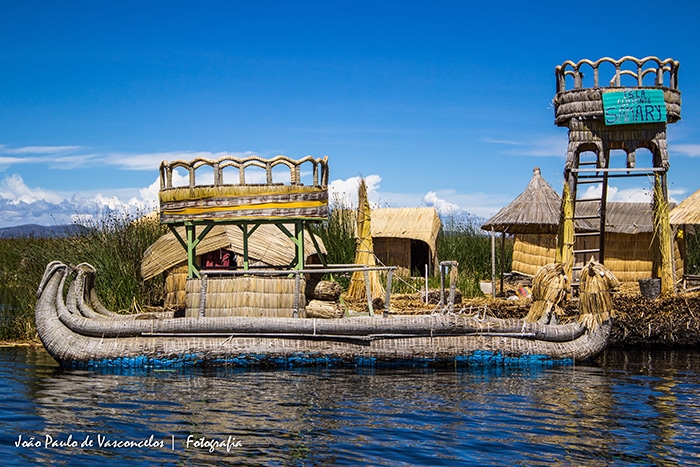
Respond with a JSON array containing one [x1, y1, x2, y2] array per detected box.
[[141, 224, 326, 280]]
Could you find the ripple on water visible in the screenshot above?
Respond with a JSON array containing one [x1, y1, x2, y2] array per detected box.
[[0, 347, 699, 466]]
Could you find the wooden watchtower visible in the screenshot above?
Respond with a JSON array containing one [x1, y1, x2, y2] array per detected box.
[[552, 56, 681, 293]]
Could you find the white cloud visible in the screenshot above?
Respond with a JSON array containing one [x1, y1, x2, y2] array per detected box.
[[422, 191, 462, 216], [484, 135, 568, 158], [672, 144, 700, 158], [329, 175, 382, 208], [0, 156, 26, 168], [580, 184, 656, 203], [4, 145, 82, 155], [106, 150, 257, 171], [0, 174, 64, 204], [0, 173, 158, 227]]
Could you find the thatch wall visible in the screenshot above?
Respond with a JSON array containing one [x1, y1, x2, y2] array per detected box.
[[164, 265, 189, 308], [577, 232, 684, 283], [512, 231, 684, 283], [512, 234, 557, 277], [185, 276, 306, 318], [511, 228, 684, 283], [373, 237, 411, 271]]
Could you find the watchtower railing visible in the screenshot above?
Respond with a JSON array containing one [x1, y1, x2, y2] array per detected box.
[[159, 155, 329, 190], [555, 56, 680, 94]]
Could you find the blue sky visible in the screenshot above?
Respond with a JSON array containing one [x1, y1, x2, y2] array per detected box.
[[1, 0, 699, 227]]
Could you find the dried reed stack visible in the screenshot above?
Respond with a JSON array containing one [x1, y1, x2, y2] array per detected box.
[[185, 276, 305, 318], [578, 259, 619, 330], [652, 173, 674, 295], [347, 179, 385, 301], [556, 181, 575, 281], [525, 262, 569, 323]]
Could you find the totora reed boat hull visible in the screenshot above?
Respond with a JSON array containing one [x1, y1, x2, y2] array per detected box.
[[35, 261, 612, 368]]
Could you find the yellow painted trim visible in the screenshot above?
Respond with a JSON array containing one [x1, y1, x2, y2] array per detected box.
[[163, 199, 327, 216]]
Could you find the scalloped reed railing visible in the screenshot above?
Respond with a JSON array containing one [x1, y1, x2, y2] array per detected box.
[[555, 56, 680, 93], [159, 155, 329, 190]]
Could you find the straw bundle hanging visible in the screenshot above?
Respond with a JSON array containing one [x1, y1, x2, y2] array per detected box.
[[347, 179, 385, 301], [651, 173, 674, 295], [525, 262, 569, 323], [578, 258, 619, 329], [556, 181, 575, 281]]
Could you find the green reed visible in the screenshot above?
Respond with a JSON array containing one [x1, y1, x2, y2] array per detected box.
[[0, 212, 168, 340]]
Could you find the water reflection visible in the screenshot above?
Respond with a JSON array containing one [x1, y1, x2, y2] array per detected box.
[[1, 347, 698, 466]]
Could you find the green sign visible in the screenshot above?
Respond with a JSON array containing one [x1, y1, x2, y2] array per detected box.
[[602, 89, 666, 125]]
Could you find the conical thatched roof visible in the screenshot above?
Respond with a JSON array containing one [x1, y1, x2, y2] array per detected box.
[[141, 224, 326, 280], [669, 188, 700, 226], [481, 167, 562, 234]]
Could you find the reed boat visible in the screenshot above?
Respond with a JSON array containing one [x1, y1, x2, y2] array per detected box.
[[35, 259, 617, 368]]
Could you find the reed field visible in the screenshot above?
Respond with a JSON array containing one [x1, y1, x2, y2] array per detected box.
[[0, 213, 168, 340]]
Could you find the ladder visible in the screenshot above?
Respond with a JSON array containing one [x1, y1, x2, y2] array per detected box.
[[568, 153, 667, 284], [570, 155, 607, 284]]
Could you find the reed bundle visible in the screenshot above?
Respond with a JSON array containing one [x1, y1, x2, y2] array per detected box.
[[525, 262, 569, 323], [556, 181, 575, 280], [652, 173, 675, 295], [185, 276, 305, 318], [578, 259, 620, 329], [347, 179, 385, 301]]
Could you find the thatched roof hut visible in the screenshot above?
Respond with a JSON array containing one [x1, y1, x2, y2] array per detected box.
[[142, 224, 327, 281], [481, 167, 562, 235], [368, 207, 441, 274], [670, 188, 700, 226], [496, 198, 684, 282], [479, 167, 683, 282], [480, 167, 563, 291], [574, 202, 684, 283]]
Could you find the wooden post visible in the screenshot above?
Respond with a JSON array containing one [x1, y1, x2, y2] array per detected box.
[[384, 268, 393, 318], [491, 227, 496, 299]]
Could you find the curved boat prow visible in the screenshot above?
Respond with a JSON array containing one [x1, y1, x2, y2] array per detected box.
[[36, 261, 66, 299]]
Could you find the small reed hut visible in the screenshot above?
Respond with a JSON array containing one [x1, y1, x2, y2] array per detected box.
[[482, 167, 684, 283], [141, 224, 327, 308], [482, 167, 563, 279], [670, 187, 700, 283], [366, 207, 441, 275]]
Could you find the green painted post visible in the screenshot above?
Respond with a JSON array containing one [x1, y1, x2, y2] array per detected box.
[[295, 221, 304, 270], [241, 224, 249, 271], [185, 222, 199, 278]]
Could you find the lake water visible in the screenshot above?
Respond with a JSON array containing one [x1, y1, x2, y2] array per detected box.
[[1, 346, 698, 466]]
